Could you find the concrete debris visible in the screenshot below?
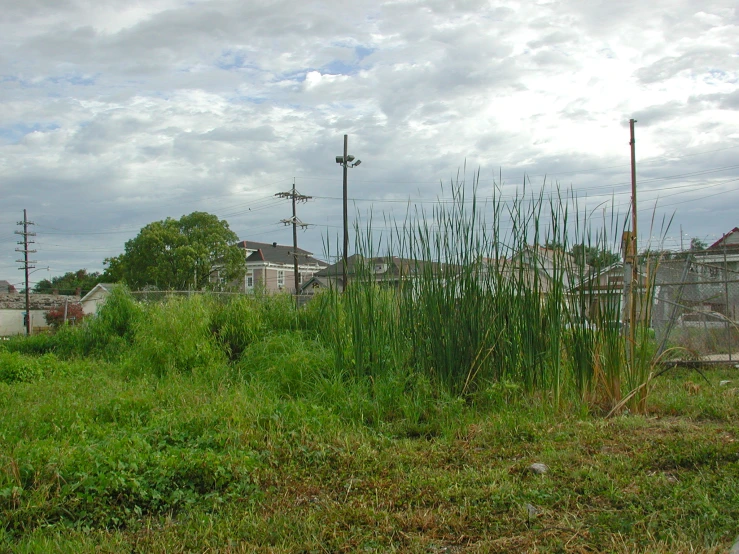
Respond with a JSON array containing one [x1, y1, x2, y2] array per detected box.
[[529, 463, 549, 475]]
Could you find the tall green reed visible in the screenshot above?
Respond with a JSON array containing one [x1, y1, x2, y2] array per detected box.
[[324, 171, 661, 412]]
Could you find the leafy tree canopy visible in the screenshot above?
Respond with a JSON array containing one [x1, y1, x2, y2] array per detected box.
[[45, 302, 85, 327], [544, 240, 620, 268], [690, 237, 707, 251], [638, 249, 676, 264], [116, 212, 244, 291], [34, 269, 103, 295], [569, 244, 620, 268], [102, 255, 126, 283]]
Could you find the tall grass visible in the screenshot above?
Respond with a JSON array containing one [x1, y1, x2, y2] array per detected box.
[[6, 172, 661, 416], [324, 174, 660, 413]]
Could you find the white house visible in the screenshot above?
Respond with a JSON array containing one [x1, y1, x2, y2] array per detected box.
[[79, 283, 118, 315]]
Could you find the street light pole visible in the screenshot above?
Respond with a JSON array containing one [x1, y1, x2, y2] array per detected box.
[[336, 135, 361, 293]]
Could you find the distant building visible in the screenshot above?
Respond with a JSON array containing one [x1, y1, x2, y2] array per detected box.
[[235, 241, 327, 294], [79, 283, 119, 315], [0, 280, 17, 294], [299, 254, 440, 295], [0, 292, 78, 336], [651, 227, 739, 325], [694, 227, 739, 274]]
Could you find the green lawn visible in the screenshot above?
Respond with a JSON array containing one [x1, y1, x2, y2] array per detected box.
[[2, 356, 737, 553]]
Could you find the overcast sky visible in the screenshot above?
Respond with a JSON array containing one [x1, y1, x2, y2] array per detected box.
[[1, 0, 738, 284]]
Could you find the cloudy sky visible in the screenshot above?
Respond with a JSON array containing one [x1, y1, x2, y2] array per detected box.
[[1, 0, 738, 284]]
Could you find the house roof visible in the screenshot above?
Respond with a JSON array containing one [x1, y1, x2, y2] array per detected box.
[[299, 275, 340, 293], [237, 241, 326, 267], [0, 293, 71, 310], [708, 227, 739, 250], [0, 280, 16, 294], [79, 283, 118, 303], [314, 255, 392, 278], [314, 254, 440, 279]]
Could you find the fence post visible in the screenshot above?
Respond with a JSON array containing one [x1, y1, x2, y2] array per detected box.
[[723, 236, 732, 362]]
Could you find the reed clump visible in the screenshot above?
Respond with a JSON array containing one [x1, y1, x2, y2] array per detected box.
[[325, 176, 660, 414], [7, 175, 661, 415]]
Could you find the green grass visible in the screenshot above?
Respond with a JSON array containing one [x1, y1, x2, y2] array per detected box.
[[1, 342, 738, 552], [1, 180, 734, 551]]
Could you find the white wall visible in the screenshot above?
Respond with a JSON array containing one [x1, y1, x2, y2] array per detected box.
[[0, 309, 49, 336], [81, 289, 109, 315]]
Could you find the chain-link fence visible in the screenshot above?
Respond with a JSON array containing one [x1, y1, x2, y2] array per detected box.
[[128, 289, 316, 307], [123, 259, 739, 364], [652, 255, 739, 362]]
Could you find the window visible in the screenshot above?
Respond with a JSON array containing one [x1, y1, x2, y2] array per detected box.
[[246, 272, 253, 289], [277, 270, 285, 287]]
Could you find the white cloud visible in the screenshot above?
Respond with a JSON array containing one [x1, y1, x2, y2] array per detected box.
[[0, 0, 738, 277]]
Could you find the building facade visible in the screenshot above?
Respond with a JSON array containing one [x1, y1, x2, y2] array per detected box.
[[236, 241, 327, 294]]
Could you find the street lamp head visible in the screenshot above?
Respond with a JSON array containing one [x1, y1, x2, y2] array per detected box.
[[352, 159, 361, 167], [335, 156, 344, 164], [346, 155, 355, 162]]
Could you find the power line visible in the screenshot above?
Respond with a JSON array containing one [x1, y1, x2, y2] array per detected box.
[[310, 173, 739, 206]]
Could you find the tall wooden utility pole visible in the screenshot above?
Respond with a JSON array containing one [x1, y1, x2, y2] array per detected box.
[[622, 119, 639, 359], [15, 209, 37, 336], [275, 180, 312, 296], [629, 119, 638, 354], [342, 135, 349, 292]]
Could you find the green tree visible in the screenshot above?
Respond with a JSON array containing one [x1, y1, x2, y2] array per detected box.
[[570, 244, 620, 268], [118, 212, 244, 291], [690, 237, 707, 251], [544, 240, 619, 268], [101, 255, 126, 283], [638, 249, 675, 264], [34, 269, 103, 295]]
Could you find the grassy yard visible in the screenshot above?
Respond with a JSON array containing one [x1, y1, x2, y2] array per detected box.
[[1, 351, 737, 553], [2, 185, 737, 552]]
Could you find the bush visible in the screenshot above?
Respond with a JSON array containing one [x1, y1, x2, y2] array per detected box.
[[3, 333, 58, 356], [127, 295, 226, 377], [258, 292, 300, 333], [0, 351, 61, 384], [210, 295, 265, 361], [68, 287, 145, 360], [44, 302, 85, 328], [233, 332, 333, 397]]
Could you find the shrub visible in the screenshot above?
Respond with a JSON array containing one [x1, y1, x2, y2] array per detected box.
[[127, 295, 226, 377], [233, 332, 333, 397], [210, 295, 265, 361], [44, 302, 85, 328], [0, 351, 62, 384], [3, 333, 58, 356], [75, 287, 144, 359]]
